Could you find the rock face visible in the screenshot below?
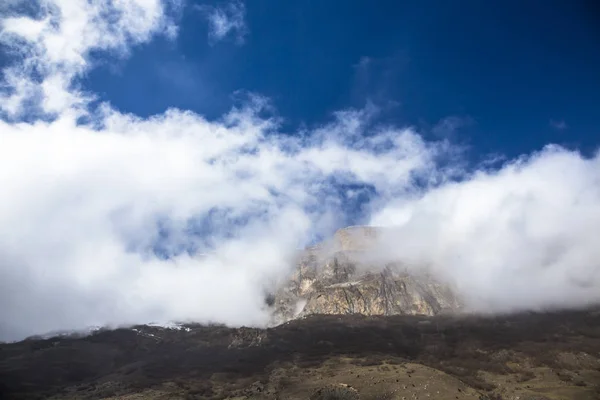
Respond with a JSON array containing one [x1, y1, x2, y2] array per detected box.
[[269, 226, 462, 325]]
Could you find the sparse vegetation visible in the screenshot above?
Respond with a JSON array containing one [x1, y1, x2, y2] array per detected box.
[[1, 308, 599, 399]]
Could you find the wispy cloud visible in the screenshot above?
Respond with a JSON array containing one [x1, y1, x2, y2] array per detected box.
[[349, 53, 408, 110], [0, 0, 179, 118], [550, 119, 568, 131], [197, 0, 247, 45], [432, 115, 474, 138], [0, 1, 599, 342]]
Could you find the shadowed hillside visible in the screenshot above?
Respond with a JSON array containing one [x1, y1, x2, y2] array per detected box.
[[1, 309, 600, 399]]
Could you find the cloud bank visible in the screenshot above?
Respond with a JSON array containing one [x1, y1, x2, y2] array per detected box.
[[371, 146, 600, 313], [0, 1, 599, 341]]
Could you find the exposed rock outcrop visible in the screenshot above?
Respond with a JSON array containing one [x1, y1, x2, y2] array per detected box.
[[269, 226, 462, 324]]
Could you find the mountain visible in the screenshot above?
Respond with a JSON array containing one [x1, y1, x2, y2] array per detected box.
[[269, 226, 462, 325]]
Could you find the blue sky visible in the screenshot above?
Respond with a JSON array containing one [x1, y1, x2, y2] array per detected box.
[[84, 0, 600, 159], [1, 0, 600, 339]]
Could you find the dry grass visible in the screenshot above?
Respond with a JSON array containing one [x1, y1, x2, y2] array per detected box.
[[1, 308, 600, 399]]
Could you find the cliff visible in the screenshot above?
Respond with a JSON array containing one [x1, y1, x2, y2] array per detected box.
[[269, 226, 462, 324]]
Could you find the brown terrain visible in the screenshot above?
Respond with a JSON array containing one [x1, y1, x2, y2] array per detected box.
[[1, 227, 599, 400]]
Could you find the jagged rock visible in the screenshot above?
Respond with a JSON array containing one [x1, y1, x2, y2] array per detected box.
[[269, 226, 462, 324]]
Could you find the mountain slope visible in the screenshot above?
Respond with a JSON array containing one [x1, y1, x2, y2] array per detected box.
[[1, 310, 600, 399]]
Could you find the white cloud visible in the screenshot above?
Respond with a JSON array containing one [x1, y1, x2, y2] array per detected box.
[[371, 145, 600, 313], [0, 0, 440, 340], [197, 0, 247, 44], [0, 0, 178, 118], [0, 0, 599, 342], [0, 100, 443, 341]]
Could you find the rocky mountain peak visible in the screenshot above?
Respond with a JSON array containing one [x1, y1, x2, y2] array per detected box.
[[268, 226, 462, 325]]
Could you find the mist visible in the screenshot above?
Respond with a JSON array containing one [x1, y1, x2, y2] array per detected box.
[[370, 146, 600, 314], [0, 0, 599, 342]]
